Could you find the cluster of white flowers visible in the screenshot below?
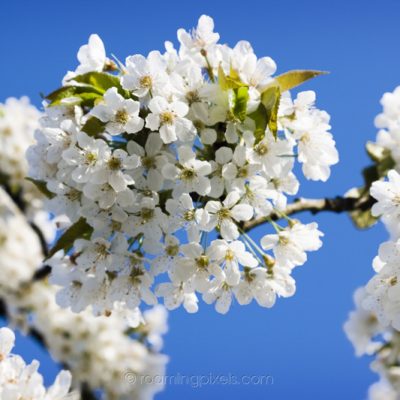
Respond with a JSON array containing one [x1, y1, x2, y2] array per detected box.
[[374, 86, 400, 169], [28, 15, 336, 319], [0, 326, 76, 399], [345, 287, 400, 400], [0, 96, 57, 245], [0, 187, 43, 294], [0, 99, 169, 399], [0, 97, 41, 186], [0, 188, 169, 399], [15, 282, 168, 399], [0, 187, 169, 399], [345, 87, 400, 399]]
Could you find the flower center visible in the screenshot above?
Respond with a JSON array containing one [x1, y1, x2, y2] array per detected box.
[[115, 109, 130, 125], [1, 127, 12, 136], [255, 143, 268, 156], [142, 156, 156, 169], [166, 244, 179, 257], [85, 151, 98, 165], [186, 90, 200, 105], [183, 209, 195, 221], [111, 220, 122, 232], [94, 243, 110, 259], [160, 111, 175, 125], [141, 207, 154, 222], [237, 166, 249, 178], [271, 178, 280, 189], [140, 75, 152, 89], [0, 233, 7, 246], [180, 168, 196, 181], [196, 255, 209, 269], [301, 132, 310, 143], [225, 249, 235, 261], [108, 156, 122, 171], [66, 188, 81, 201], [217, 207, 231, 221]]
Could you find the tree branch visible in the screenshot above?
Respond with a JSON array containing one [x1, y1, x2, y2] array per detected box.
[[243, 195, 376, 231], [0, 298, 47, 348]]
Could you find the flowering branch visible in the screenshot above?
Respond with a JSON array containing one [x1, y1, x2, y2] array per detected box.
[[243, 195, 376, 231]]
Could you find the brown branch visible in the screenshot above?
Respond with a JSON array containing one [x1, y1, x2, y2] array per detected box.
[[0, 298, 47, 348], [243, 195, 376, 231]]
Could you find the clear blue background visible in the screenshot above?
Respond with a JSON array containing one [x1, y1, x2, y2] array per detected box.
[[1, 0, 399, 398]]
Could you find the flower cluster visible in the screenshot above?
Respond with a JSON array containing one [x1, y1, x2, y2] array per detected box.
[[0, 186, 169, 399], [18, 282, 168, 399], [0, 187, 43, 294], [345, 87, 400, 399], [0, 97, 56, 241], [0, 99, 169, 399], [374, 86, 400, 170], [0, 97, 41, 186], [28, 15, 336, 318], [0, 326, 76, 399], [345, 287, 400, 400]]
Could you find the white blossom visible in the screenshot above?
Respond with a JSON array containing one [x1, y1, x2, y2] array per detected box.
[[91, 87, 144, 135], [0, 327, 76, 399], [26, 15, 334, 318]]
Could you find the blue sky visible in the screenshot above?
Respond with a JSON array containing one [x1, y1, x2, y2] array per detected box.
[[2, 0, 400, 398]]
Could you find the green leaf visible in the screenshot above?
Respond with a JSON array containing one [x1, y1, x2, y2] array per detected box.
[[267, 91, 280, 139], [232, 86, 249, 122], [25, 178, 55, 199], [346, 187, 378, 229], [377, 152, 395, 177], [350, 207, 378, 229], [361, 153, 395, 193], [248, 104, 268, 144], [47, 217, 93, 260], [71, 72, 129, 97], [218, 65, 246, 90], [274, 70, 327, 92], [260, 84, 281, 140], [46, 85, 103, 107], [46, 72, 129, 108], [81, 117, 106, 137]]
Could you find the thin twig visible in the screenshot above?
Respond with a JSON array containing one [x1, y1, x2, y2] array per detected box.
[[243, 195, 376, 231]]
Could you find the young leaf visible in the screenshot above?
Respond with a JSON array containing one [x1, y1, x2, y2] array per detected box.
[[267, 90, 280, 139], [350, 207, 378, 229], [377, 152, 395, 177], [346, 187, 378, 229], [46, 85, 103, 107], [274, 70, 327, 92], [47, 217, 93, 259], [71, 72, 130, 97], [261, 84, 281, 140], [218, 65, 245, 90], [248, 104, 268, 144], [232, 86, 249, 122], [366, 141, 386, 163], [25, 178, 55, 199], [81, 117, 106, 137]]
